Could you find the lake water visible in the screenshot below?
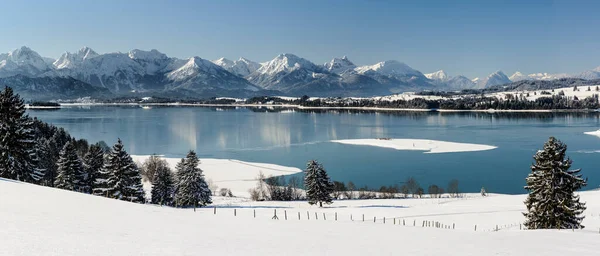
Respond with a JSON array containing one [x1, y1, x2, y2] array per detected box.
[[27, 106, 600, 194]]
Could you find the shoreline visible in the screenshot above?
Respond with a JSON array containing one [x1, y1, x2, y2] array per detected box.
[[56, 102, 600, 113]]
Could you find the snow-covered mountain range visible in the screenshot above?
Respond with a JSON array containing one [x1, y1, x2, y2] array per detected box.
[[0, 46, 598, 100]]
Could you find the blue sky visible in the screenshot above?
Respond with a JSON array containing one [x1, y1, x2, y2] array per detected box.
[[1, 0, 599, 78]]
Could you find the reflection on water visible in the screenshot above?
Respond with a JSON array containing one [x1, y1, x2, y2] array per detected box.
[[27, 106, 600, 194]]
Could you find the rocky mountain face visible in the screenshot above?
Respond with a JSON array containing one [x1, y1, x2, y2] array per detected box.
[[0, 46, 598, 100]]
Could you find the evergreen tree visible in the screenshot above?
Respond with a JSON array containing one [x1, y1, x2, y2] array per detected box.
[[304, 160, 334, 207], [524, 137, 587, 229], [94, 139, 145, 203], [174, 151, 211, 209], [151, 162, 175, 206], [0, 86, 43, 183], [54, 141, 85, 191], [82, 143, 104, 194]]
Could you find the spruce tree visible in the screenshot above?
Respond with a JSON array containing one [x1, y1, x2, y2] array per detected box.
[[82, 143, 104, 194], [95, 139, 145, 203], [174, 151, 211, 209], [0, 86, 43, 183], [54, 141, 85, 191], [151, 162, 175, 206], [524, 137, 587, 229], [304, 160, 334, 207]]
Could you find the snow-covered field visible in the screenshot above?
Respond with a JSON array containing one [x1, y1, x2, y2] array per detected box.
[[2, 178, 600, 255], [331, 139, 497, 153], [131, 156, 303, 197], [487, 85, 600, 101]]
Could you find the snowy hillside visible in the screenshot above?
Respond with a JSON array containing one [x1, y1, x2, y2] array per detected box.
[[2, 176, 600, 255], [476, 71, 511, 88], [0, 46, 53, 77], [424, 70, 448, 81], [323, 56, 357, 74], [212, 57, 261, 77], [509, 71, 569, 81]]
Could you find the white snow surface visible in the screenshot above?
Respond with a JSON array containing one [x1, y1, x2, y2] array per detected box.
[[323, 56, 356, 74], [2, 177, 600, 255], [424, 70, 448, 81], [212, 57, 261, 77], [354, 60, 421, 77], [254, 53, 321, 75], [584, 130, 600, 137], [130, 156, 302, 197], [332, 139, 497, 153]]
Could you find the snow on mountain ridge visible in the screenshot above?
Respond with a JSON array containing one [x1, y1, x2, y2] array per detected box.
[[53, 47, 99, 70], [212, 57, 261, 77], [355, 60, 422, 77], [255, 53, 321, 76], [324, 56, 357, 74], [425, 70, 448, 81]]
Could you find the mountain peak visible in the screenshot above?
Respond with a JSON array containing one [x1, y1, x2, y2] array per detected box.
[[324, 56, 356, 74], [128, 49, 166, 60], [355, 60, 421, 77], [425, 70, 448, 81]]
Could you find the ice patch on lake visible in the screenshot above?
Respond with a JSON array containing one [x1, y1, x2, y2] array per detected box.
[[331, 139, 497, 154], [131, 156, 303, 197], [584, 130, 600, 137]]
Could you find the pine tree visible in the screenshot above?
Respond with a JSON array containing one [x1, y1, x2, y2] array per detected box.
[[0, 86, 43, 183], [82, 143, 104, 194], [94, 139, 145, 203], [304, 160, 334, 207], [523, 137, 587, 229], [54, 141, 85, 191], [151, 162, 175, 206], [174, 151, 211, 209]]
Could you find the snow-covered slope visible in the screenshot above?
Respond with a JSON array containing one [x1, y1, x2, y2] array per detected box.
[[53, 47, 99, 70], [424, 70, 475, 90], [575, 66, 600, 80], [2, 177, 600, 255], [212, 57, 261, 77], [0, 46, 53, 77], [354, 60, 435, 92], [476, 71, 511, 88], [166, 57, 261, 93], [425, 70, 449, 81], [247, 53, 342, 93], [323, 56, 357, 74], [510, 71, 569, 81]]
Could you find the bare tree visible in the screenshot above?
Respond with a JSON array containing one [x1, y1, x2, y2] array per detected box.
[[405, 177, 420, 198], [343, 181, 356, 199], [416, 187, 424, 198], [207, 178, 218, 196], [140, 155, 169, 182], [332, 181, 346, 199], [447, 179, 460, 198], [428, 184, 441, 198]]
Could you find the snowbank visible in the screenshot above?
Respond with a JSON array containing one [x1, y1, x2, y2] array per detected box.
[[331, 139, 497, 153], [584, 130, 600, 138], [131, 156, 303, 197], [1, 178, 600, 255]]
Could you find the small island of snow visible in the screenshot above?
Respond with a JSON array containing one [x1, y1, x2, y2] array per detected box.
[[584, 130, 600, 137], [331, 139, 497, 154]]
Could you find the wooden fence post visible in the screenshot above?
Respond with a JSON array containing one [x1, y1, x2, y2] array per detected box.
[[363, 214, 364, 222], [374, 216, 376, 223], [413, 220, 415, 226], [453, 223, 455, 229], [254, 209, 256, 218], [214, 207, 216, 215], [323, 213, 326, 220], [298, 212, 301, 220], [234, 209, 236, 216], [474, 225, 477, 231], [315, 212, 318, 220], [307, 211, 310, 220], [285, 210, 287, 220], [394, 218, 396, 225], [335, 212, 337, 221], [403, 219, 405, 226]]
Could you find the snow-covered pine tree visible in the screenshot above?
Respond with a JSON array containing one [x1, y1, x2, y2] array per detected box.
[[0, 86, 43, 183], [523, 137, 587, 229], [174, 151, 211, 209], [151, 161, 175, 206], [304, 160, 334, 207], [54, 141, 85, 191], [96, 139, 145, 203], [82, 143, 104, 194]]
